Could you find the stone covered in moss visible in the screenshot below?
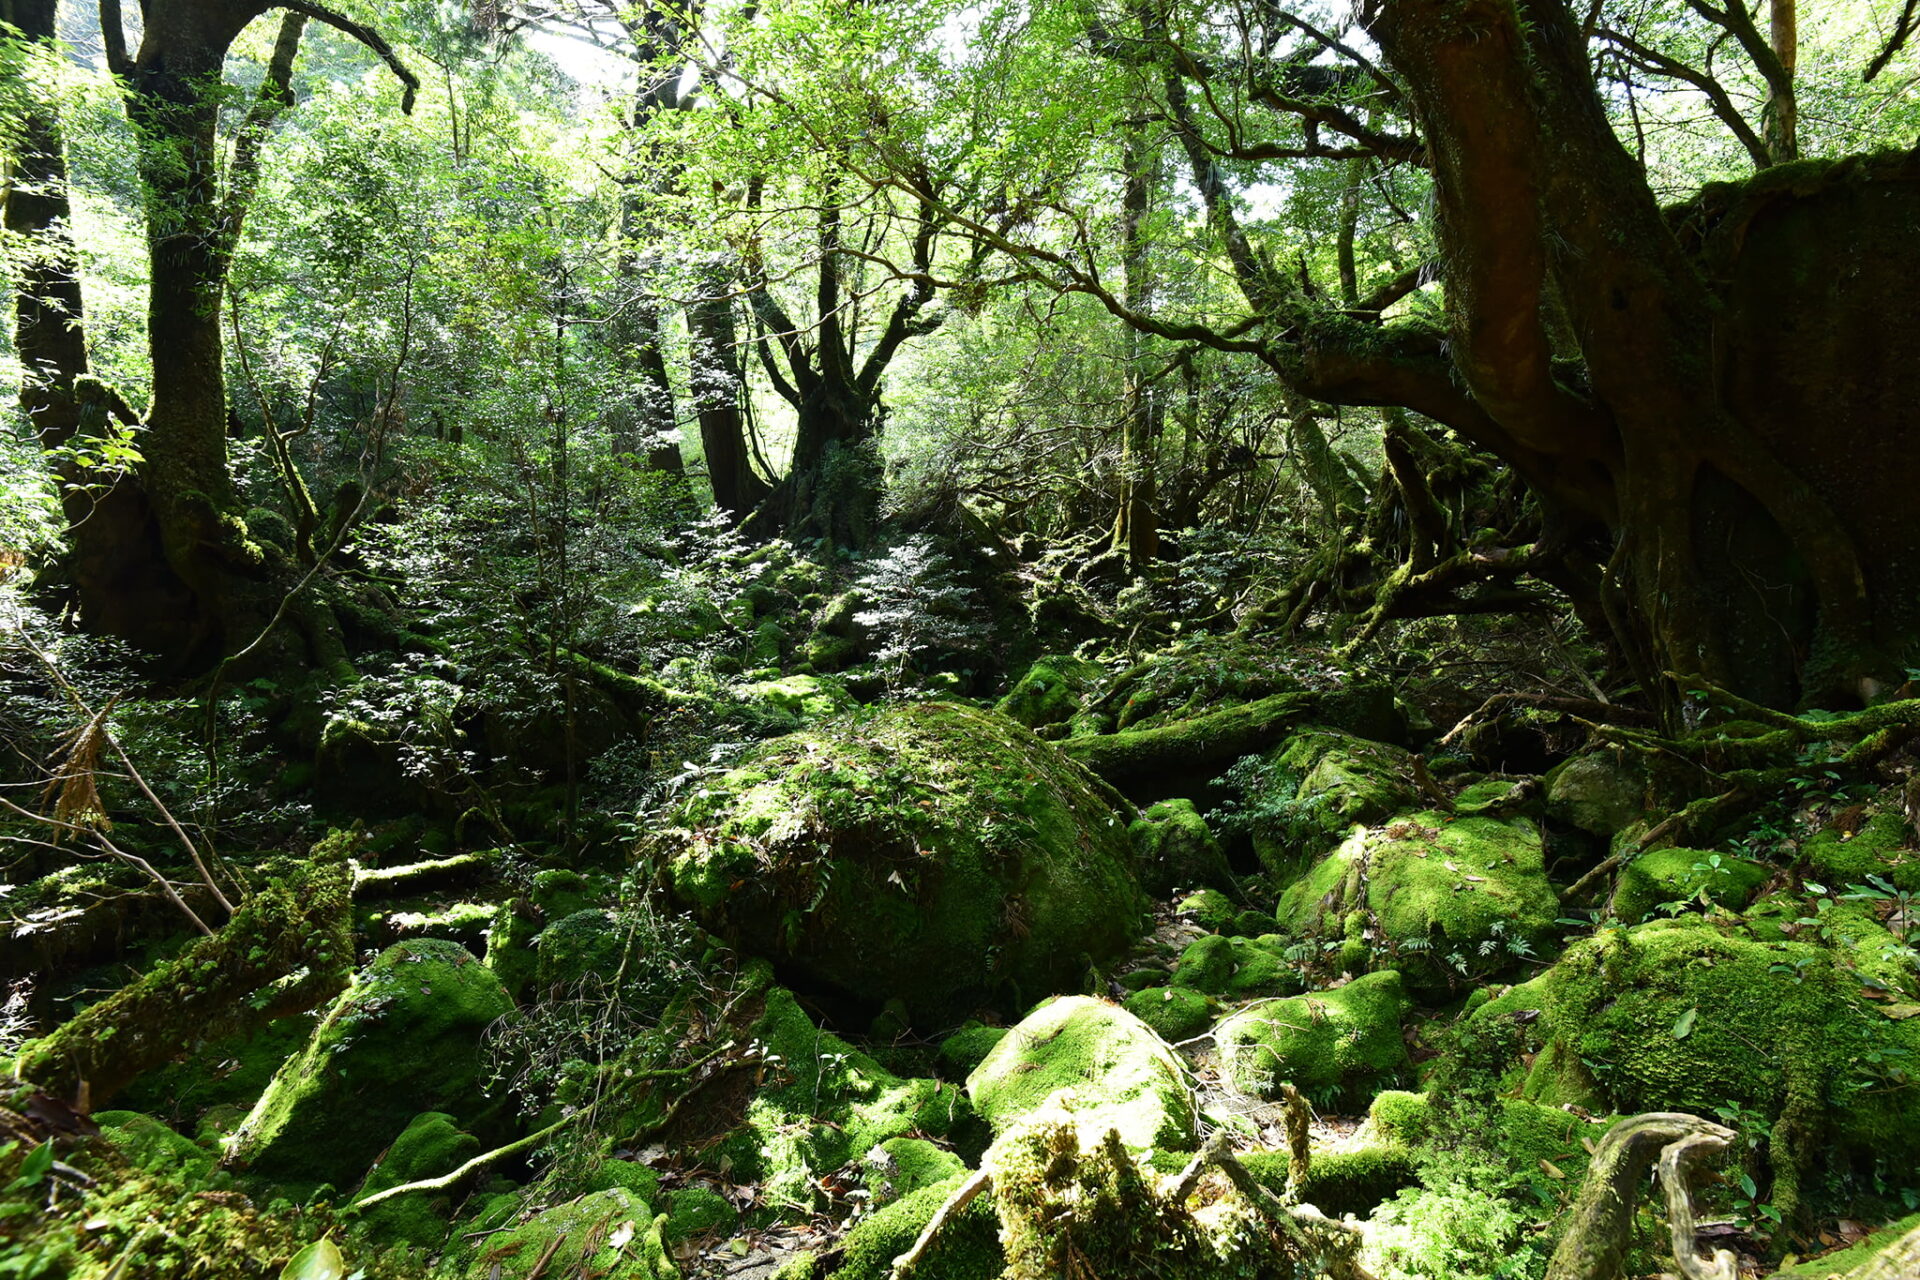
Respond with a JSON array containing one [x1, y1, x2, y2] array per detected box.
[[1169, 934, 1303, 998], [1213, 970, 1410, 1103], [997, 654, 1104, 729], [534, 908, 627, 991], [661, 702, 1148, 1022], [1238, 1144, 1417, 1217], [1366, 1090, 1596, 1179], [1489, 918, 1920, 1165], [1177, 887, 1238, 932], [1248, 729, 1419, 874], [716, 987, 977, 1213], [349, 1111, 480, 1248], [1126, 798, 1234, 896], [228, 939, 512, 1186], [94, 1111, 216, 1181], [864, 1136, 967, 1204], [1803, 809, 1920, 892], [1544, 749, 1647, 838], [1276, 813, 1559, 995], [967, 995, 1196, 1154], [733, 674, 851, 723], [1611, 848, 1769, 923], [663, 1186, 736, 1244], [937, 1024, 1009, 1077], [832, 1172, 1004, 1280], [1122, 986, 1214, 1043], [472, 1188, 675, 1279]]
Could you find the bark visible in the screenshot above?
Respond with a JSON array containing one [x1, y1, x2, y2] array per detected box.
[[1543, 1113, 1736, 1280], [1110, 129, 1160, 571], [689, 264, 770, 519]]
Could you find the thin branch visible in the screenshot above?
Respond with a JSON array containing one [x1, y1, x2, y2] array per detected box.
[[276, 0, 420, 113]]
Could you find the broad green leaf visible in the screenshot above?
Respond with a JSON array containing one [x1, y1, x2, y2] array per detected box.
[[1672, 1007, 1698, 1040], [20, 1141, 52, 1185], [280, 1238, 346, 1280]]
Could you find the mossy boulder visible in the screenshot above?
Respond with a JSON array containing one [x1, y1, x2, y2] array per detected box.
[[937, 1024, 1009, 1078], [1177, 887, 1238, 932], [228, 939, 512, 1186], [1127, 799, 1234, 895], [1213, 970, 1410, 1104], [1245, 729, 1419, 875], [713, 986, 978, 1213], [863, 1136, 967, 1204], [661, 702, 1148, 1023], [831, 1172, 1003, 1280], [663, 1186, 736, 1244], [733, 674, 850, 723], [967, 995, 1197, 1154], [1239, 1144, 1418, 1217], [1803, 808, 1920, 893], [534, 908, 626, 991], [1276, 813, 1559, 996], [1610, 848, 1769, 922], [349, 1111, 481, 1248], [1122, 986, 1214, 1043], [1366, 1090, 1597, 1179], [471, 1188, 675, 1279], [1484, 918, 1920, 1180], [997, 654, 1104, 729], [94, 1111, 216, 1182], [1544, 749, 1648, 838], [1169, 933, 1303, 998]]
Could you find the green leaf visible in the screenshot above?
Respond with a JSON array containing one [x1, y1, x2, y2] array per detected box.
[[19, 1141, 52, 1185], [1672, 1007, 1698, 1040], [280, 1238, 346, 1280]]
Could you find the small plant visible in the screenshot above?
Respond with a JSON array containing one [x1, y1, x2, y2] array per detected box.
[[851, 536, 988, 687]]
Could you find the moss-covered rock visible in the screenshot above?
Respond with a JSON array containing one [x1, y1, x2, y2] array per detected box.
[[1476, 917, 1920, 1203], [660, 702, 1148, 1023], [1365, 1090, 1596, 1178], [1276, 813, 1559, 995], [1803, 809, 1920, 893], [1544, 749, 1648, 838], [228, 939, 512, 1186], [1610, 848, 1769, 923], [94, 1111, 216, 1182], [1176, 887, 1238, 932], [1169, 934, 1303, 998], [832, 1172, 1003, 1280], [349, 1111, 481, 1248], [1242, 729, 1419, 876], [1122, 986, 1214, 1043], [663, 1186, 736, 1244], [997, 654, 1104, 729], [1239, 1144, 1418, 1217], [733, 674, 851, 723], [1770, 1211, 1920, 1278], [1213, 970, 1410, 1104], [1127, 799, 1234, 895], [967, 996, 1197, 1154], [533, 908, 627, 991], [714, 987, 977, 1214], [863, 1136, 967, 1204], [936, 1023, 1008, 1078], [471, 1188, 675, 1279]]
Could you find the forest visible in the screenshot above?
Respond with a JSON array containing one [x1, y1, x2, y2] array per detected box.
[[2, 0, 1919, 1276]]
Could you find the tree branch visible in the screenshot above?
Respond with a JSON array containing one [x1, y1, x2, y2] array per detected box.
[[275, 0, 419, 113]]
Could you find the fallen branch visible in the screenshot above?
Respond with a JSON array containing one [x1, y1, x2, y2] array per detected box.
[[348, 1107, 594, 1214], [889, 1166, 991, 1278], [1657, 1131, 1739, 1280]]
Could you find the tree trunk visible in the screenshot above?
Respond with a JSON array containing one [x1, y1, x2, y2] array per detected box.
[[1111, 130, 1160, 571], [689, 264, 771, 520]]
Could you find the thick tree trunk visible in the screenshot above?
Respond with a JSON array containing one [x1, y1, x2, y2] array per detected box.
[[688, 265, 770, 520], [1363, 0, 1916, 713], [1111, 131, 1160, 571]]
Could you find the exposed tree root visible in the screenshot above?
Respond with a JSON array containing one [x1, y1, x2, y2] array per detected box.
[[1543, 1113, 1737, 1280]]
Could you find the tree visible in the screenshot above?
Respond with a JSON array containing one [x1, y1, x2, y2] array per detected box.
[[816, 0, 1920, 713]]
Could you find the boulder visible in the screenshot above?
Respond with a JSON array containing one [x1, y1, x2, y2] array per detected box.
[[1276, 813, 1559, 995], [830, 1172, 1003, 1280], [661, 702, 1148, 1022], [1169, 933, 1303, 998], [1610, 847, 1769, 923], [350, 1111, 481, 1248], [1127, 799, 1234, 895], [996, 654, 1104, 729], [228, 939, 511, 1185], [1242, 729, 1420, 875], [1544, 748, 1647, 839], [1213, 970, 1410, 1103], [1122, 986, 1214, 1043], [470, 1188, 675, 1279], [1802, 807, 1920, 893], [967, 995, 1196, 1153]]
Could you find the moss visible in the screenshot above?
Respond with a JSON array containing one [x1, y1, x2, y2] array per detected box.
[[375, 900, 495, 950], [228, 939, 513, 1187], [1176, 887, 1238, 931], [1771, 1210, 1920, 1277], [530, 869, 604, 920], [94, 1111, 217, 1182], [1214, 970, 1410, 1105], [720, 987, 977, 1214], [1247, 728, 1419, 874], [1611, 848, 1769, 922], [1544, 749, 1648, 838], [664, 1186, 736, 1244], [1276, 813, 1560, 996], [484, 901, 540, 1002], [587, 1159, 662, 1204], [660, 702, 1148, 1023], [349, 1111, 481, 1248], [1169, 934, 1303, 998], [997, 654, 1104, 729], [967, 995, 1196, 1154], [1121, 985, 1213, 1043], [1367, 1090, 1594, 1177], [937, 1024, 1008, 1078], [1239, 1144, 1417, 1217], [472, 1188, 675, 1279], [833, 1172, 1004, 1280], [117, 1012, 318, 1126], [734, 674, 850, 722], [865, 1136, 967, 1203], [1117, 967, 1168, 991], [1803, 809, 1920, 893], [1127, 799, 1234, 896], [534, 909, 628, 991]]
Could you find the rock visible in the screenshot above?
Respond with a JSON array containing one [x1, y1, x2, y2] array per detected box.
[[1238, 1144, 1417, 1217], [1610, 848, 1769, 922], [1169, 934, 1303, 998], [1544, 748, 1647, 839], [863, 1136, 967, 1205], [1802, 807, 1920, 892], [967, 995, 1197, 1153], [661, 702, 1148, 1022], [350, 1111, 481, 1247], [1245, 729, 1420, 875], [1276, 812, 1559, 996], [470, 1188, 675, 1279], [710, 985, 978, 1212], [1366, 1089, 1596, 1182], [228, 939, 512, 1186], [663, 1186, 736, 1244], [996, 654, 1104, 729], [1122, 986, 1214, 1043], [1213, 970, 1410, 1103], [1176, 887, 1238, 932], [937, 1024, 1009, 1078], [94, 1111, 216, 1181], [830, 1172, 1003, 1280], [1127, 799, 1234, 895], [732, 674, 850, 723]]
